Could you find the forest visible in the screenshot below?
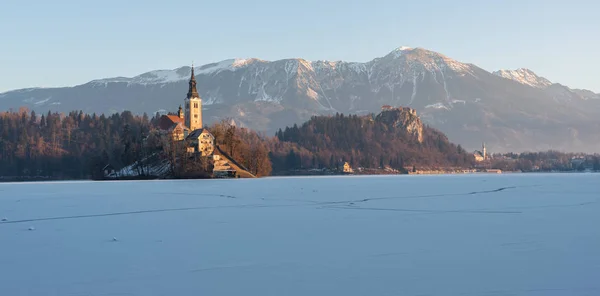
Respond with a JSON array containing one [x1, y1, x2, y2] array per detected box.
[[269, 113, 474, 173], [2, 108, 596, 180], [0, 108, 151, 180]]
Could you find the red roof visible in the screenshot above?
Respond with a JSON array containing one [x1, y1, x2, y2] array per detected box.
[[158, 115, 184, 131]]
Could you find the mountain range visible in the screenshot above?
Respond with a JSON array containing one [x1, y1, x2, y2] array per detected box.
[[1, 47, 599, 152]]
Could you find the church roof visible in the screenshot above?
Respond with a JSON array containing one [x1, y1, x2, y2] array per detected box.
[[186, 128, 213, 140], [187, 66, 200, 99], [158, 115, 185, 131]]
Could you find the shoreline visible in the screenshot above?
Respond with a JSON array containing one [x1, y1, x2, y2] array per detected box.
[[1, 170, 598, 183]]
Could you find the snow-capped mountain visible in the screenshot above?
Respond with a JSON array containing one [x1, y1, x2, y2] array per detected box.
[[493, 68, 552, 88], [1, 47, 599, 152], [493, 68, 600, 102]]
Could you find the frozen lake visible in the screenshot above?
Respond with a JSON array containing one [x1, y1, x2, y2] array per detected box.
[[1, 174, 599, 296]]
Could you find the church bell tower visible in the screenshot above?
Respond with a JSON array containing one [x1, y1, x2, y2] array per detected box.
[[482, 142, 487, 160], [185, 65, 202, 131]]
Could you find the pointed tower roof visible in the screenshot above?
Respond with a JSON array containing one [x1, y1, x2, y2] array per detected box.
[[187, 64, 200, 99]]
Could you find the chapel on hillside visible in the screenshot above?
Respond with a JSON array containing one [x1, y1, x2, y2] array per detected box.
[[157, 66, 254, 177], [157, 66, 213, 155], [473, 142, 488, 162]]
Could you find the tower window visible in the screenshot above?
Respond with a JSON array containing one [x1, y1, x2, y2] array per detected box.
[[194, 103, 199, 108], [194, 114, 198, 118]]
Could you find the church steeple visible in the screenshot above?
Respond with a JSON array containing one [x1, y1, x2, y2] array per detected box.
[[187, 64, 199, 99], [482, 142, 487, 159], [184, 64, 203, 131]]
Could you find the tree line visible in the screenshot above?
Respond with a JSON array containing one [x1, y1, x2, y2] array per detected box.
[[1, 108, 151, 180], [488, 151, 600, 172], [0, 108, 274, 180], [7, 108, 588, 180]]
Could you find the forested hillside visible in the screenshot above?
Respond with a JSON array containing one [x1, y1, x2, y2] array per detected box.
[[0, 108, 273, 179], [0, 107, 530, 180], [269, 112, 474, 172], [0, 108, 151, 179]]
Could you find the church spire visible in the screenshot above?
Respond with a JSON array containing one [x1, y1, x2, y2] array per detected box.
[[187, 64, 199, 99], [482, 142, 487, 159]]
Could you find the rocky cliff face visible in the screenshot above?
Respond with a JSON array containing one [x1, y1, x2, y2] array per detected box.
[[374, 107, 424, 143]]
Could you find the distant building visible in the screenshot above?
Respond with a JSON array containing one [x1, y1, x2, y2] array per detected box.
[[343, 162, 354, 173], [474, 142, 487, 162], [381, 105, 417, 116]]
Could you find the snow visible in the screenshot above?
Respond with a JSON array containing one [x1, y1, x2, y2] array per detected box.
[[111, 157, 171, 178], [284, 59, 299, 80], [1, 174, 599, 295], [196, 58, 258, 75], [254, 82, 282, 103], [202, 95, 223, 105], [347, 62, 366, 73], [34, 97, 52, 105], [135, 69, 188, 84], [493, 68, 553, 88], [409, 73, 418, 105], [425, 102, 450, 110], [390, 46, 414, 58], [89, 59, 260, 87]]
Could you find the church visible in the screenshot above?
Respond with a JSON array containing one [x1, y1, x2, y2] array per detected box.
[[473, 143, 488, 162], [157, 66, 255, 178], [158, 66, 214, 156]]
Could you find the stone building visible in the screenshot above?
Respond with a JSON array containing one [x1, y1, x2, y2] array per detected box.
[[186, 128, 215, 156]]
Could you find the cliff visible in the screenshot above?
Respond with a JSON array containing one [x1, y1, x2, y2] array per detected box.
[[374, 107, 424, 143]]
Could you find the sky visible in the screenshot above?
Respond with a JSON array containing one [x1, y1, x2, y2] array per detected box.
[[1, 0, 599, 93]]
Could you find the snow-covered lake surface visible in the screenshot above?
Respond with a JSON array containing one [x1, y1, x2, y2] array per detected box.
[[1, 174, 599, 296]]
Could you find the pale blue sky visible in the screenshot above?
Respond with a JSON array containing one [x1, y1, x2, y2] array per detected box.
[[1, 0, 599, 93]]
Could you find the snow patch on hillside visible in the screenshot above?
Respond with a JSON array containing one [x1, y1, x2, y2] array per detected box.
[[425, 102, 450, 110], [493, 68, 552, 88], [197, 58, 259, 75], [90, 59, 262, 86], [34, 97, 52, 105], [110, 156, 171, 178], [390, 46, 413, 58]]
